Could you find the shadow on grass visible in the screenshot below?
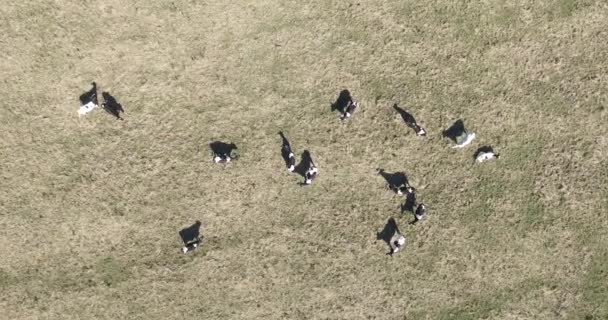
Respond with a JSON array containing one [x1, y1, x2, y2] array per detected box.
[[278, 131, 295, 171], [101, 92, 125, 120], [442, 119, 466, 143], [393, 104, 416, 126], [376, 218, 399, 243], [377, 168, 409, 194]]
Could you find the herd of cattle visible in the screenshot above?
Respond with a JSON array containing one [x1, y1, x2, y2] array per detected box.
[[78, 83, 499, 256]]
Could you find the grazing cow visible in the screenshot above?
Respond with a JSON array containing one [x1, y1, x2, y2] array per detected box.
[[78, 82, 98, 116], [474, 146, 500, 163], [101, 92, 124, 120], [279, 131, 296, 172], [410, 203, 426, 225], [443, 119, 475, 148], [393, 104, 427, 136], [210, 141, 238, 163]]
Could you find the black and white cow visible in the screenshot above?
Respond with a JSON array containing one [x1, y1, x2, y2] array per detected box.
[[474, 146, 500, 163], [210, 141, 238, 163]]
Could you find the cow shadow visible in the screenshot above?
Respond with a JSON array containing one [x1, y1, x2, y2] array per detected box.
[[442, 119, 466, 143], [393, 104, 416, 127], [376, 217, 400, 247], [278, 131, 293, 168], [179, 220, 202, 245], [101, 92, 124, 120], [377, 168, 409, 193], [331, 89, 352, 113]]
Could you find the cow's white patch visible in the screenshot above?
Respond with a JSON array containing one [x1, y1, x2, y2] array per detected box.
[[78, 101, 97, 116], [476, 152, 496, 163], [397, 236, 405, 246]]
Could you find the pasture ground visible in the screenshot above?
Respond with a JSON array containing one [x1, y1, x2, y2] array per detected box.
[[1, 0, 607, 319]]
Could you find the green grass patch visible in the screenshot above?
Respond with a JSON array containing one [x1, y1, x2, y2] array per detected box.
[[557, 0, 577, 17], [437, 279, 547, 319], [523, 194, 545, 227], [96, 257, 130, 287], [578, 250, 608, 319], [0, 268, 16, 289]]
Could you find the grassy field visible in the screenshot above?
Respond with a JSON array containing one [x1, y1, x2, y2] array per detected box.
[[1, 0, 607, 319]]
